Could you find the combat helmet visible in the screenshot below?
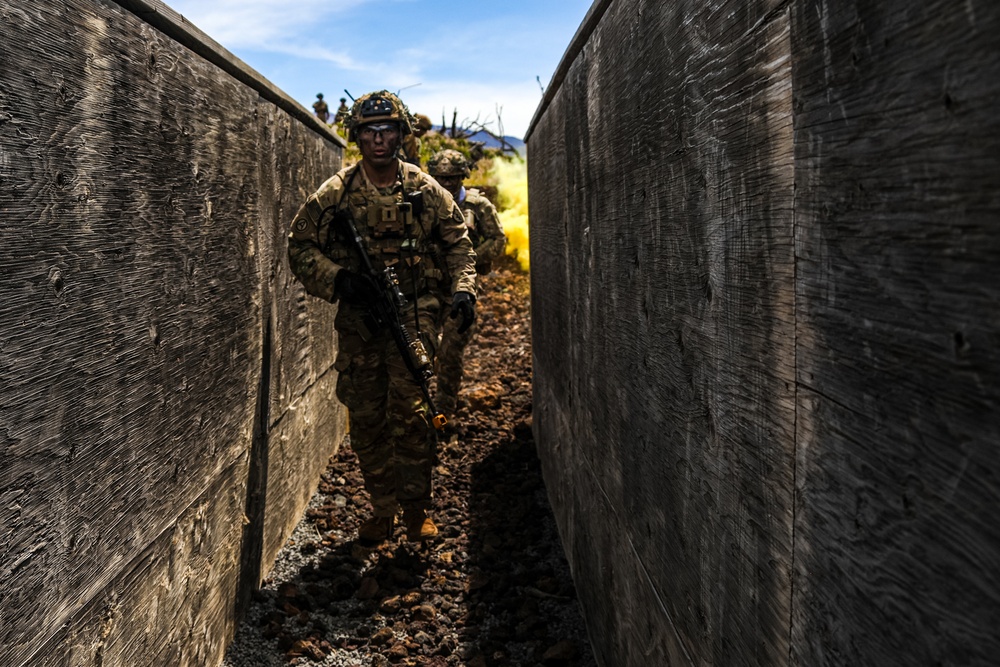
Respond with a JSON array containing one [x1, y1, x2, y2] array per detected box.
[[413, 114, 433, 133], [345, 90, 413, 142], [427, 149, 470, 178]]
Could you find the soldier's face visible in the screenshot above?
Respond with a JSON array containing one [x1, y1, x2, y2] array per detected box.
[[358, 123, 401, 167], [436, 175, 463, 199]]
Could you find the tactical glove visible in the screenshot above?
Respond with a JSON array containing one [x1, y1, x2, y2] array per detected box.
[[334, 269, 379, 305], [450, 291, 476, 334]]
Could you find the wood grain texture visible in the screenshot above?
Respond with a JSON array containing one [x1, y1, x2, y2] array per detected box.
[[255, 102, 344, 584], [790, 1, 1000, 664], [33, 462, 249, 667], [109, 0, 345, 148], [529, 1, 797, 665], [0, 1, 344, 665], [530, 0, 1000, 665]]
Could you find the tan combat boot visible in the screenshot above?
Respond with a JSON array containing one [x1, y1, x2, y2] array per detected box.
[[357, 515, 395, 545], [403, 509, 438, 542]]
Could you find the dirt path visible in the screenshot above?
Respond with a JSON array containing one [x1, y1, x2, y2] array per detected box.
[[223, 257, 597, 667]]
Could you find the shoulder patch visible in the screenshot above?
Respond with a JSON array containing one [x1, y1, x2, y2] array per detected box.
[[305, 197, 324, 222]]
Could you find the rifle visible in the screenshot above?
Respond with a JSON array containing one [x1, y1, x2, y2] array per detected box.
[[333, 209, 448, 431]]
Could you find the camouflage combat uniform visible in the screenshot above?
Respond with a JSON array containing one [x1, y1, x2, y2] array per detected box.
[[334, 99, 350, 125], [400, 115, 431, 166], [435, 187, 506, 414], [401, 133, 422, 166], [313, 95, 330, 123], [287, 160, 476, 518]]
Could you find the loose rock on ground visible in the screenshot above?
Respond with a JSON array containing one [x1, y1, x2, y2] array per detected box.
[[223, 257, 597, 667]]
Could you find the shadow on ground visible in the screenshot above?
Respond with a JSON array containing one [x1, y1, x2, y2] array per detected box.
[[222, 260, 596, 667]]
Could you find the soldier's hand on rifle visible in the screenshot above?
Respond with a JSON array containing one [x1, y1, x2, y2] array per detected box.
[[450, 291, 476, 334], [335, 269, 379, 305]]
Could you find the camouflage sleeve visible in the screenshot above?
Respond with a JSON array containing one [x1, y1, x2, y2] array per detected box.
[[425, 181, 477, 298], [287, 174, 346, 302], [473, 197, 507, 265]]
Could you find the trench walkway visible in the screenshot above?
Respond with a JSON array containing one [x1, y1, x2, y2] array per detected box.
[[223, 258, 597, 667]]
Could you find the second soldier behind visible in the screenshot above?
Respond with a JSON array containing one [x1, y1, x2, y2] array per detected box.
[[427, 149, 507, 417], [287, 92, 477, 544], [401, 113, 434, 166]]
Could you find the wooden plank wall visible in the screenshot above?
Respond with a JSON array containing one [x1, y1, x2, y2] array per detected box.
[[528, 0, 797, 664], [527, 0, 999, 665], [790, 1, 1000, 664], [0, 2, 346, 666]]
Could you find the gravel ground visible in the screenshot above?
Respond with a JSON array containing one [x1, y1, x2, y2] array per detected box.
[[222, 258, 598, 667]]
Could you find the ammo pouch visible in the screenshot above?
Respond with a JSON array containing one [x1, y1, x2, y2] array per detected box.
[[368, 195, 412, 238]]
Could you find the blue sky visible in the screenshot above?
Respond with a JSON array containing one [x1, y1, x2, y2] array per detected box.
[[164, 0, 595, 139]]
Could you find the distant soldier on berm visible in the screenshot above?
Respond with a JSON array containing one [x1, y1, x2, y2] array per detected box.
[[335, 97, 350, 126], [312, 93, 330, 123]]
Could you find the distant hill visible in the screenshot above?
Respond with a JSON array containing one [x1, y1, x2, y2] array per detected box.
[[467, 130, 525, 153], [432, 127, 525, 155]]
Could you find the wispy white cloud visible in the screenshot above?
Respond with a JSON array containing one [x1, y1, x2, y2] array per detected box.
[[167, 0, 369, 47], [163, 0, 589, 137], [169, 0, 427, 79], [402, 79, 544, 141], [261, 40, 362, 72]]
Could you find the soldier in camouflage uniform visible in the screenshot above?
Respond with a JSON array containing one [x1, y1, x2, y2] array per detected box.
[[288, 92, 477, 543], [427, 149, 507, 417], [334, 97, 350, 125], [313, 93, 330, 124], [401, 113, 433, 166]]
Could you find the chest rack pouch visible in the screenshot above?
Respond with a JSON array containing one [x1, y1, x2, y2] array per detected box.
[[367, 191, 423, 238]]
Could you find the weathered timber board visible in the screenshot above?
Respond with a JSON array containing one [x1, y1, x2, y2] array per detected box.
[[258, 105, 342, 422], [790, 0, 1000, 664], [534, 382, 691, 667], [0, 6, 259, 662], [0, 1, 344, 665], [530, 0, 1000, 664], [255, 105, 344, 579], [33, 461, 248, 667], [529, 0, 797, 664]]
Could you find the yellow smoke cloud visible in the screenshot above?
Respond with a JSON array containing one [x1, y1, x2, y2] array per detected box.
[[492, 157, 530, 272]]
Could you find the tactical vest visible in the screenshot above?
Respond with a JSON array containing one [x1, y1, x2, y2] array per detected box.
[[322, 165, 446, 295], [461, 188, 485, 247]]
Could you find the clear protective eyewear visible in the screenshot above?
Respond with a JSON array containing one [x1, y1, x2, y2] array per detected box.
[[359, 123, 400, 139]]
